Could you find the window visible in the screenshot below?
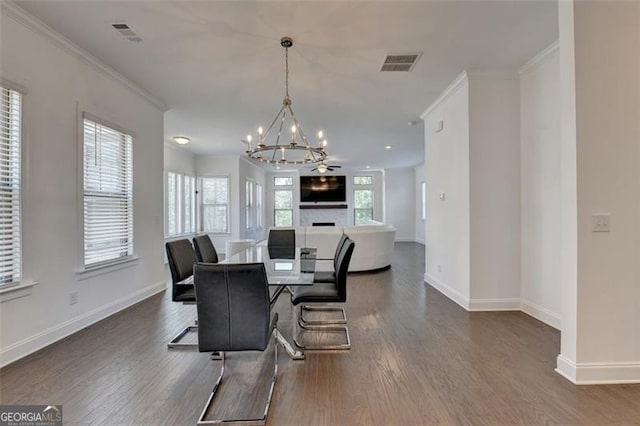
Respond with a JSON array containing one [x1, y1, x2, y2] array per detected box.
[[353, 176, 373, 186], [256, 184, 263, 228], [0, 86, 22, 286], [166, 171, 195, 237], [274, 177, 293, 186], [245, 179, 254, 230], [421, 181, 426, 220], [354, 189, 374, 225], [274, 190, 293, 227], [201, 176, 229, 233], [353, 175, 374, 225], [273, 176, 293, 227], [83, 117, 133, 268]]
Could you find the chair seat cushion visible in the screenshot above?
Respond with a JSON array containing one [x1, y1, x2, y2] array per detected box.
[[313, 271, 336, 283], [174, 285, 195, 302], [291, 283, 341, 305]]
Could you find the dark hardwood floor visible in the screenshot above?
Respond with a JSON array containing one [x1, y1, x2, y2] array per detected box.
[[2, 243, 640, 425]]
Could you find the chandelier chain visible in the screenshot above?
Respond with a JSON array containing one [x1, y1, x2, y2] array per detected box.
[[285, 46, 289, 99]]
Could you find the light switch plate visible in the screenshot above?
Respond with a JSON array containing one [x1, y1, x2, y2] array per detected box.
[[591, 214, 610, 232]]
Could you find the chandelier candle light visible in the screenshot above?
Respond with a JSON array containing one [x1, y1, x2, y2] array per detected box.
[[243, 37, 328, 166]]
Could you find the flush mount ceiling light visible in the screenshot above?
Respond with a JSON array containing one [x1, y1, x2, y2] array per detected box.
[[242, 37, 328, 166], [173, 136, 190, 145], [385, 145, 392, 150]]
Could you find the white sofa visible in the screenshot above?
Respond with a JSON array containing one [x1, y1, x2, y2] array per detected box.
[[263, 223, 396, 272]]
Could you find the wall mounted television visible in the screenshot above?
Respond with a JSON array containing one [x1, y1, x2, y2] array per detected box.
[[300, 175, 346, 202]]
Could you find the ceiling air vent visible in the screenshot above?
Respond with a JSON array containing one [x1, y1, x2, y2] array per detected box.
[[111, 23, 142, 43], [380, 53, 422, 72]]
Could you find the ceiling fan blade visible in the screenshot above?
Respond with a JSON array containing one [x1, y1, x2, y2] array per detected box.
[[310, 167, 318, 171], [327, 167, 334, 171], [331, 165, 342, 168]]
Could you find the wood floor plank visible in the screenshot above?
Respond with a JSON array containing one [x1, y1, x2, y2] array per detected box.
[[2, 243, 640, 425]]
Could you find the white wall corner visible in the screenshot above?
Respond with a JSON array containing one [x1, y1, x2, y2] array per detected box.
[[1, 1, 169, 112], [0, 281, 166, 368], [521, 299, 561, 330], [556, 355, 640, 385], [424, 273, 470, 310], [519, 40, 560, 75], [467, 298, 520, 311], [420, 71, 468, 119]]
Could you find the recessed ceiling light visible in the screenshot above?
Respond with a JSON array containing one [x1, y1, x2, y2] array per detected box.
[[366, 165, 370, 169], [385, 145, 392, 150], [173, 136, 190, 145]]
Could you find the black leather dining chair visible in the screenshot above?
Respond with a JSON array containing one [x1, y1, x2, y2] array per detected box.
[[313, 233, 349, 284], [165, 239, 198, 349], [291, 238, 355, 350], [267, 229, 296, 259], [194, 262, 280, 425], [193, 234, 219, 264]]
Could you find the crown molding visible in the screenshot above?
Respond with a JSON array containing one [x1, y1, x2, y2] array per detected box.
[[420, 70, 468, 119], [2, 1, 169, 112], [466, 69, 518, 80], [519, 40, 560, 75]]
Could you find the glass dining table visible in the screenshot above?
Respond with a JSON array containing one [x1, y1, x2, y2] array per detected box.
[[220, 245, 317, 360]]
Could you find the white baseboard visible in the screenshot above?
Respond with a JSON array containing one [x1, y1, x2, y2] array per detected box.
[[424, 273, 470, 310], [395, 237, 417, 242], [414, 238, 425, 245], [556, 355, 640, 384], [468, 298, 520, 311], [521, 299, 561, 330], [0, 281, 166, 368]]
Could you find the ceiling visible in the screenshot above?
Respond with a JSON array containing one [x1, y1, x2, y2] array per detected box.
[[14, 1, 558, 171]]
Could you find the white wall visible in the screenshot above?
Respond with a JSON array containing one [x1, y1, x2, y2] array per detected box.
[[557, 0, 640, 384], [164, 143, 196, 176], [0, 8, 165, 366], [414, 163, 426, 245], [519, 44, 562, 329], [468, 74, 521, 306], [384, 167, 415, 241], [421, 75, 471, 307]]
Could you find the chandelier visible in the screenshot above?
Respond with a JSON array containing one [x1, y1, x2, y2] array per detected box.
[[243, 37, 328, 166]]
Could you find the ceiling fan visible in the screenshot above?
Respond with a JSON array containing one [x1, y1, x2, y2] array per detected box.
[[311, 161, 342, 174]]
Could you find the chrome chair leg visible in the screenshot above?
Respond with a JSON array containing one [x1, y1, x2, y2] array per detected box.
[[197, 331, 279, 425], [293, 306, 351, 350], [299, 304, 347, 325], [167, 324, 198, 349]]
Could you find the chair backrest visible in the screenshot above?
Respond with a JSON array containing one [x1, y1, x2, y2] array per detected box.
[[194, 263, 272, 352], [166, 239, 197, 301], [268, 229, 295, 249], [333, 233, 349, 271], [193, 234, 219, 263], [335, 238, 355, 301]]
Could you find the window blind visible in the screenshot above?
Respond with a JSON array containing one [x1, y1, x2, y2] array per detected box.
[[83, 118, 133, 267], [0, 86, 22, 286]]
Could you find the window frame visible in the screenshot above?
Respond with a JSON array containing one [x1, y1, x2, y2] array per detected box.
[[256, 183, 263, 229], [165, 170, 196, 237], [80, 113, 135, 270], [245, 179, 255, 230], [0, 84, 24, 288], [199, 175, 230, 234], [273, 176, 294, 228]]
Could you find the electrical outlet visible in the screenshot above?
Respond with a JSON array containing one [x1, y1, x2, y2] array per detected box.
[[592, 214, 610, 232], [69, 291, 78, 305]]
